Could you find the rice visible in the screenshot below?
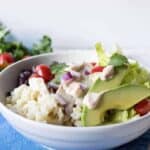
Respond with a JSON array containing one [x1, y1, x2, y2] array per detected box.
[[6, 78, 64, 125], [5, 63, 90, 126]]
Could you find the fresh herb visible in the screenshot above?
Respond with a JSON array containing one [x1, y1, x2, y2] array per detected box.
[[31, 35, 52, 55], [0, 24, 9, 40], [0, 24, 28, 60], [0, 24, 53, 61], [50, 62, 68, 84], [109, 53, 128, 67]]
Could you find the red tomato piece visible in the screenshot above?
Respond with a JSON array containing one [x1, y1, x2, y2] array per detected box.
[[91, 66, 104, 73], [134, 99, 150, 116], [35, 64, 53, 81], [0, 52, 14, 68]]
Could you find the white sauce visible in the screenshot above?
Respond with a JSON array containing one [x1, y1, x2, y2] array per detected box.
[[99, 65, 114, 81], [83, 92, 104, 109]]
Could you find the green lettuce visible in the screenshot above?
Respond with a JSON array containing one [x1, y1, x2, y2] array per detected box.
[[95, 43, 109, 66], [104, 108, 137, 124], [121, 62, 150, 86]]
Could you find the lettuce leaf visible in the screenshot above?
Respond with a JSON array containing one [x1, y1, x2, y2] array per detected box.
[[104, 108, 137, 124], [95, 43, 109, 66], [121, 62, 150, 86]]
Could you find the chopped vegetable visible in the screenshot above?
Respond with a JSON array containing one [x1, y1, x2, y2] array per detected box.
[[91, 66, 104, 73], [35, 64, 53, 82], [108, 110, 129, 123], [50, 62, 68, 84], [62, 72, 73, 81], [0, 24, 9, 40], [95, 43, 109, 66], [134, 99, 150, 116], [128, 108, 137, 118], [31, 35, 52, 55], [109, 53, 128, 67], [121, 62, 150, 86], [104, 108, 137, 124], [0, 52, 14, 68]]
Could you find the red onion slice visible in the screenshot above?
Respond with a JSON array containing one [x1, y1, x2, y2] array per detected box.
[[84, 70, 90, 75], [62, 72, 73, 81]]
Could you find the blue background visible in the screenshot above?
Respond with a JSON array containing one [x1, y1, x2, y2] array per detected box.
[[0, 115, 149, 150]]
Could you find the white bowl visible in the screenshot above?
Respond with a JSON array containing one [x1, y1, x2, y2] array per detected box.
[[0, 50, 149, 150]]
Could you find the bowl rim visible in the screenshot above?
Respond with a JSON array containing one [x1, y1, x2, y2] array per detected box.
[[0, 50, 150, 131]]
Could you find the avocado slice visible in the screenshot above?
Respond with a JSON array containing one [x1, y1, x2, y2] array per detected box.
[[81, 85, 150, 126], [89, 67, 127, 92]]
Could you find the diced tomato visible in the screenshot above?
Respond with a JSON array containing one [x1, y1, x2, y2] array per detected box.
[[0, 52, 14, 68], [35, 64, 53, 81], [134, 99, 150, 116], [91, 66, 104, 73]]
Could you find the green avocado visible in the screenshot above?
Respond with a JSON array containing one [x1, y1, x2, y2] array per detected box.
[[81, 85, 150, 126], [89, 67, 127, 92]]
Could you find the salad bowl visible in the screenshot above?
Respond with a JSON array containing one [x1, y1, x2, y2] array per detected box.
[[0, 50, 149, 150]]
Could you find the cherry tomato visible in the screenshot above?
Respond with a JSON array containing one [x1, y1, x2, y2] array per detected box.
[[134, 99, 150, 116], [35, 64, 53, 81], [91, 66, 104, 73], [0, 52, 14, 68]]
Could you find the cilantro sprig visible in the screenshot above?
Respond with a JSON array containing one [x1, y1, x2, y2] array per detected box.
[[109, 53, 129, 67], [0, 24, 53, 60]]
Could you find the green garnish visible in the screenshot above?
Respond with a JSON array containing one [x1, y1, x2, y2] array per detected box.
[[31, 35, 53, 55], [109, 53, 128, 67], [50, 62, 68, 84], [0, 24, 53, 60], [0, 24, 9, 40]]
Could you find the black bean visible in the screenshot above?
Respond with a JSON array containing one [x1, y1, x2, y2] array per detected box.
[[17, 69, 32, 86]]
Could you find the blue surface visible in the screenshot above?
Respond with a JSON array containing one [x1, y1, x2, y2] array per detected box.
[[0, 115, 149, 150]]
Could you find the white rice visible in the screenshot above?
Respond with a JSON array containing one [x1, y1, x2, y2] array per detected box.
[[6, 78, 64, 125], [6, 78, 83, 126]]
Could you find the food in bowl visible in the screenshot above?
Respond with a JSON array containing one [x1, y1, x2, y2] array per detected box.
[[5, 43, 150, 126]]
